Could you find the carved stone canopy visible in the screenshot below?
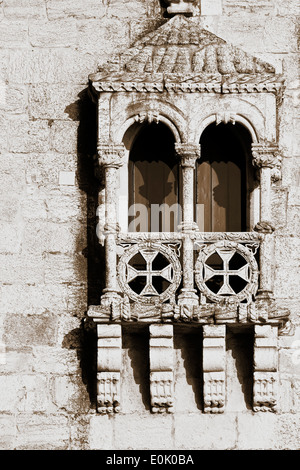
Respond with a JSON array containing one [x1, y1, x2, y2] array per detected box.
[[89, 14, 284, 95]]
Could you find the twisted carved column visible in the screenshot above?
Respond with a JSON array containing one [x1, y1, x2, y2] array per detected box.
[[175, 143, 200, 308], [252, 142, 281, 298], [97, 143, 126, 306]]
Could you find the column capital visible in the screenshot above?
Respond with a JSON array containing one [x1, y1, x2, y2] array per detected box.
[[97, 143, 126, 168], [251, 142, 281, 169], [175, 142, 200, 168]]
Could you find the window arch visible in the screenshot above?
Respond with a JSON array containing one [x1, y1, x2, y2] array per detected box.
[[196, 122, 255, 232], [128, 122, 180, 232]]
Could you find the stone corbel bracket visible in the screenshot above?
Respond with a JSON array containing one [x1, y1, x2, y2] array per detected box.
[[149, 324, 175, 413], [96, 324, 122, 414], [202, 325, 226, 413], [253, 325, 278, 412]]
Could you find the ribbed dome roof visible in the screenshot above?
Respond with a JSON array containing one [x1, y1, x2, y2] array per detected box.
[[89, 14, 283, 92]]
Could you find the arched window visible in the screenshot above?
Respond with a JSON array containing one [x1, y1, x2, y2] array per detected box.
[[196, 122, 255, 232], [128, 122, 179, 232]]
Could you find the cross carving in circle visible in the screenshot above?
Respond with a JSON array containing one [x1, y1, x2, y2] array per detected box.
[[204, 248, 250, 296], [126, 249, 173, 296]]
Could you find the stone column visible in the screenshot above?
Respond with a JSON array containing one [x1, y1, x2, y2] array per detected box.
[[202, 325, 226, 413], [97, 324, 122, 414], [149, 324, 174, 413], [253, 325, 278, 412], [252, 142, 281, 225], [252, 142, 281, 298], [175, 143, 200, 308], [97, 143, 126, 306]]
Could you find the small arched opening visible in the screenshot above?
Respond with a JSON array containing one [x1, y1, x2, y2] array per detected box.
[[196, 122, 256, 232], [128, 122, 180, 232]]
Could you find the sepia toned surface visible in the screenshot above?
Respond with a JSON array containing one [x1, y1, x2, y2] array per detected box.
[[0, 0, 299, 450]]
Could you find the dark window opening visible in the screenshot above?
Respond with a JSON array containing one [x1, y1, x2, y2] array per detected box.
[[197, 122, 254, 232], [128, 122, 179, 232]]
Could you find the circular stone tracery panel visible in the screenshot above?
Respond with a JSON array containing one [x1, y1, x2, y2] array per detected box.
[[117, 242, 182, 304], [195, 240, 259, 303]]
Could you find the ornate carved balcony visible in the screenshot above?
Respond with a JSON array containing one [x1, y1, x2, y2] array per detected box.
[[88, 230, 289, 330]]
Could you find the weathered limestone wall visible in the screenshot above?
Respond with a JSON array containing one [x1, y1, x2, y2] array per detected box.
[[0, 0, 299, 450]]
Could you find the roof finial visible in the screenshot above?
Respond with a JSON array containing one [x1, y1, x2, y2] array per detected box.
[[164, 0, 196, 16]]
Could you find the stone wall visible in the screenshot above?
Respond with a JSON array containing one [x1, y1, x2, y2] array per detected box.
[[0, 0, 299, 450]]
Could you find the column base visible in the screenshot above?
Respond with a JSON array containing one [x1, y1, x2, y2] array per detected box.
[[177, 288, 199, 306], [101, 289, 122, 306]]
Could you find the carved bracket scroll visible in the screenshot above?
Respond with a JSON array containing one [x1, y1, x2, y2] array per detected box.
[[202, 325, 226, 413], [149, 324, 174, 413], [253, 325, 278, 412], [97, 324, 122, 414]]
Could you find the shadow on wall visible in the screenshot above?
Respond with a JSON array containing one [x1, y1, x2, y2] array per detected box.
[[62, 87, 101, 409]]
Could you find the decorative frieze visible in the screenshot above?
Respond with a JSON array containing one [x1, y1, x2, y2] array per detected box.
[[202, 325, 226, 413], [253, 325, 278, 412], [149, 324, 174, 413], [96, 324, 122, 414]]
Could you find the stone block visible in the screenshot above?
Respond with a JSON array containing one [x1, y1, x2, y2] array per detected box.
[[174, 414, 237, 450], [274, 414, 300, 450], [174, 375, 202, 412], [0, 224, 22, 254], [44, 253, 87, 284], [3, 0, 47, 19], [46, 0, 106, 20], [7, 49, 98, 85], [0, 254, 45, 285], [106, 0, 149, 19], [4, 314, 58, 348], [274, 0, 300, 16], [25, 152, 77, 186], [237, 413, 277, 449], [50, 120, 79, 154], [0, 21, 29, 48], [49, 374, 90, 413], [45, 189, 87, 223], [114, 414, 173, 450], [223, 0, 274, 15], [7, 118, 50, 154], [201, 0, 223, 16], [0, 414, 15, 450], [0, 374, 50, 413], [28, 84, 83, 121], [88, 415, 113, 450], [32, 347, 81, 375], [0, 85, 27, 114], [0, 284, 69, 315], [29, 19, 77, 48], [76, 19, 129, 55], [15, 414, 69, 450], [279, 348, 300, 377]]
